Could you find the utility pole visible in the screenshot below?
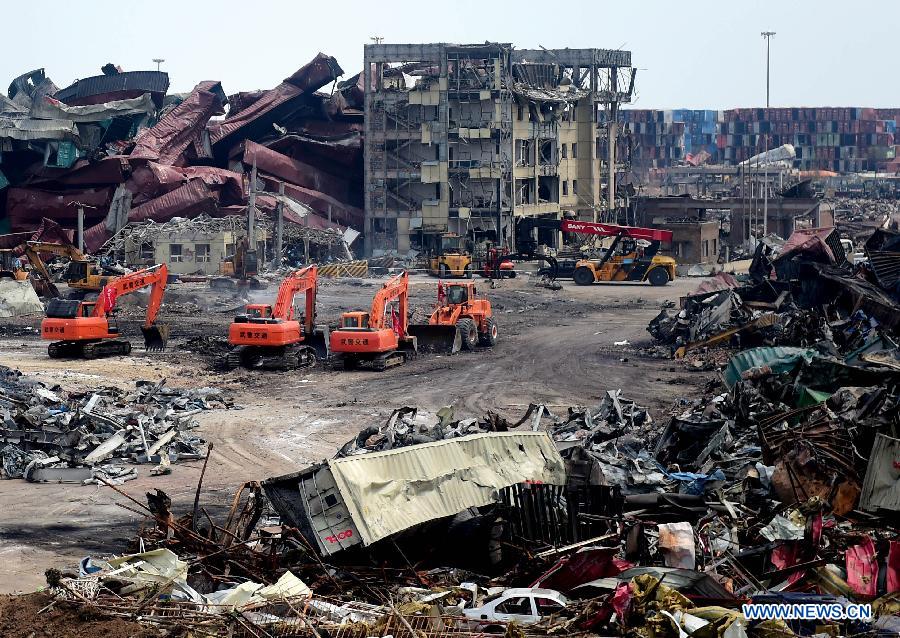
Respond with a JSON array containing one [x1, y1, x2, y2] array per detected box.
[[761, 31, 775, 238]]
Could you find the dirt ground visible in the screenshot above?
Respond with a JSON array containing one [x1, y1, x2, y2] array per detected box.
[[0, 273, 712, 593], [0, 593, 159, 638]]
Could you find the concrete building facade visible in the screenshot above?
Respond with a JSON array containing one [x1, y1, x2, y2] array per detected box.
[[363, 43, 632, 256], [123, 228, 268, 276]]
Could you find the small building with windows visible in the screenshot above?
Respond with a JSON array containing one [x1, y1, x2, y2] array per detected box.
[[122, 226, 268, 275]]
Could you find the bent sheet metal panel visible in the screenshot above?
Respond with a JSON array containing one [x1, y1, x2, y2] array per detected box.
[[328, 431, 566, 547]]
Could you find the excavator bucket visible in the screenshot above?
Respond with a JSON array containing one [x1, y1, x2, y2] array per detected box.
[[142, 324, 170, 351], [304, 326, 330, 360], [407, 323, 461, 354]]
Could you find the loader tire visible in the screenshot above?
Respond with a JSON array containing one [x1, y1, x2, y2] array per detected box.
[[456, 319, 478, 350], [439, 264, 450, 278], [648, 267, 670, 286], [573, 266, 595, 286], [479, 318, 498, 346]]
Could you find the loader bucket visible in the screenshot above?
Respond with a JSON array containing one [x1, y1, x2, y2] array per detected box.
[[142, 324, 170, 351], [407, 323, 461, 354]]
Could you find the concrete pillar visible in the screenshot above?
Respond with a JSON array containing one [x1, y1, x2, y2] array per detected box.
[[275, 182, 284, 268], [77, 207, 84, 252]]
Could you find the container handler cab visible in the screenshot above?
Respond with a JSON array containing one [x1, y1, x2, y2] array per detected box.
[[224, 265, 328, 370], [408, 281, 498, 353], [41, 264, 169, 359], [560, 220, 675, 286], [329, 271, 417, 371]]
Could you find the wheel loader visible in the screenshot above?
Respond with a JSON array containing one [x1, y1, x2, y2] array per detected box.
[[408, 281, 498, 353]]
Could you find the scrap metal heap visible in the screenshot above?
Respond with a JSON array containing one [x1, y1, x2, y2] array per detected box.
[[648, 226, 900, 359], [0, 56, 364, 259], [25, 355, 898, 637], [0, 365, 231, 483]]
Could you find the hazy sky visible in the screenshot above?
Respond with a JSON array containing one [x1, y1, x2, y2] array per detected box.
[[3, 0, 898, 110]]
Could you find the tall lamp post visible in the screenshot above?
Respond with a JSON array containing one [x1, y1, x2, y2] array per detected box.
[[760, 31, 775, 237], [153, 58, 165, 72]]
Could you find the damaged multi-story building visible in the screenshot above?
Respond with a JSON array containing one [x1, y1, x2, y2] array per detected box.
[[363, 43, 634, 255]]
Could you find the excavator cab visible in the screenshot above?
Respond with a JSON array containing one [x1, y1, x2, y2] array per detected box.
[[244, 304, 274, 320], [339, 311, 370, 329]]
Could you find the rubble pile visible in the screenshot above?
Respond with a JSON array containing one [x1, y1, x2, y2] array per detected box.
[[650, 225, 900, 361], [29, 363, 896, 638], [0, 365, 230, 483], [0, 56, 363, 260]]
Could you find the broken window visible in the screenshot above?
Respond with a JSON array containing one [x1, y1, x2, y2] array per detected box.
[[496, 598, 532, 615], [562, 144, 567, 159], [517, 105, 524, 121], [572, 180, 577, 196], [536, 598, 565, 615], [139, 242, 154, 260], [169, 244, 183, 262], [539, 140, 554, 165], [538, 176, 558, 203], [516, 179, 534, 205], [572, 143, 578, 159], [562, 181, 568, 196], [195, 243, 211, 262]]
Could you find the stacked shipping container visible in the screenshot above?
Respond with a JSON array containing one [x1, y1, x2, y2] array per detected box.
[[619, 107, 899, 173]]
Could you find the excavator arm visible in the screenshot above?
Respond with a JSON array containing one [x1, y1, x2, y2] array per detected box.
[[272, 265, 318, 334], [23, 241, 87, 298], [92, 264, 170, 350], [369, 271, 408, 333]]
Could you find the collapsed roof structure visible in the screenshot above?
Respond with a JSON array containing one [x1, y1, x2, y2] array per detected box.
[[0, 56, 364, 254]]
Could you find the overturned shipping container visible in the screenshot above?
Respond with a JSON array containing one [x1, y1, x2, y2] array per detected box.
[[263, 431, 566, 556]]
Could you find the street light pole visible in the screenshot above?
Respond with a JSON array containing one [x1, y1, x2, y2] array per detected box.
[[761, 31, 775, 238], [153, 58, 165, 72]]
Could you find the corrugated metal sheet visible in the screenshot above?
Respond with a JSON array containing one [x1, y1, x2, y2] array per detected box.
[[0, 116, 78, 142], [131, 82, 224, 165], [865, 229, 900, 293], [328, 431, 566, 546], [54, 71, 169, 106], [210, 54, 342, 150], [243, 141, 350, 203], [860, 433, 900, 513], [722, 347, 815, 389], [30, 94, 155, 122]]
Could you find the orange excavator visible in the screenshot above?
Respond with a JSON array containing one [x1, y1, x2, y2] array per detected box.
[[329, 271, 418, 371], [224, 265, 328, 370], [41, 264, 169, 359]]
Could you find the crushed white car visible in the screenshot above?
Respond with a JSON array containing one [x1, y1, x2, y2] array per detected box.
[[462, 588, 568, 627]]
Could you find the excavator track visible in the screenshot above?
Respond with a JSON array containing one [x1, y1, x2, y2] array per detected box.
[[83, 340, 132, 359], [223, 346, 246, 370], [372, 350, 407, 371], [225, 345, 318, 371], [50, 340, 132, 359]]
